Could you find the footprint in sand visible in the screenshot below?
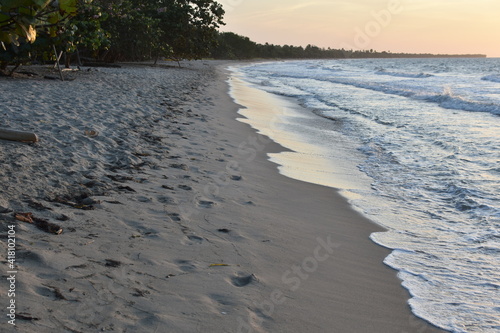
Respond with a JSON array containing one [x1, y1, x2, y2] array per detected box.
[[167, 213, 181, 222], [157, 195, 176, 204], [197, 200, 215, 208], [183, 235, 204, 245], [230, 274, 257, 287], [137, 196, 152, 203], [188, 235, 203, 241], [175, 259, 197, 272]]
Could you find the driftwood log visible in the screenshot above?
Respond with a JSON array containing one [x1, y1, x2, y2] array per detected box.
[[0, 128, 38, 143]]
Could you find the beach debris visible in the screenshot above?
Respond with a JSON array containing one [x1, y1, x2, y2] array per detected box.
[[14, 212, 63, 235], [26, 199, 53, 211], [84, 130, 98, 137], [217, 228, 231, 234], [0, 128, 38, 143], [52, 45, 64, 81], [34, 218, 63, 235], [50, 194, 96, 210], [17, 313, 40, 322], [209, 263, 230, 267], [14, 212, 33, 223], [178, 185, 192, 191]]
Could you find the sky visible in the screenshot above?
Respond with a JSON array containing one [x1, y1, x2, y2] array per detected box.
[[218, 0, 500, 57]]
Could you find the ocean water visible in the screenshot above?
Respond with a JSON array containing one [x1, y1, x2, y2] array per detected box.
[[229, 58, 500, 333]]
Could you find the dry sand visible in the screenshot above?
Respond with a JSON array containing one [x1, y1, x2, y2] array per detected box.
[[0, 61, 446, 332]]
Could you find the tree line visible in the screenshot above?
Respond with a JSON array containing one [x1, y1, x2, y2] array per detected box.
[[210, 32, 486, 60]]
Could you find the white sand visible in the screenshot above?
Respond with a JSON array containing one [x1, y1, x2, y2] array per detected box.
[[0, 61, 445, 332]]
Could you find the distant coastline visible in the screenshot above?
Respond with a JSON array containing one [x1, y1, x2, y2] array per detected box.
[[211, 32, 487, 60]]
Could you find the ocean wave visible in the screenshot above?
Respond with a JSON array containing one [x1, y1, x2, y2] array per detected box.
[[266, 71, 500, 116], [481, 74, 500, 83], [256, 69, 500, 116], [376, 69, 433, 78], [319, 77, 500, 115], [436, 183, 497, 215], [420, 87, 500, 115]]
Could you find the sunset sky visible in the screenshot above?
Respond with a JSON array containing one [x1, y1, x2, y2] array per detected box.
[[218, 0, 500, 57]]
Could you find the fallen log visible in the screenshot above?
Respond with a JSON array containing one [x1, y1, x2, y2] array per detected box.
[[0, 128, 38, 143]]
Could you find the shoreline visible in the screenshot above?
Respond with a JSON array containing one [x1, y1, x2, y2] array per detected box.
[[0, 60, 445, 332], [220, 63, 446, 332]]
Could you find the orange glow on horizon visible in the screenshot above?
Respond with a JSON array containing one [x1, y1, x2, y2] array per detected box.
[[219, 0, 500, 57]]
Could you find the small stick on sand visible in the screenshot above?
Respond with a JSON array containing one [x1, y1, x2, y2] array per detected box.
[[0, 128, 39, 143]]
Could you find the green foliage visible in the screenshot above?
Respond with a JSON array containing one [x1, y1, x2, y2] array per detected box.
[[211, 32, 256, 60], [99, 0, 225, 62], [0, 0, 79, 72], [1, 0, 225, 70], [97, 0, 167, 61], [55, 0, 110, 55], [160, 0, 225, 60], [0, 0, 78, 47]]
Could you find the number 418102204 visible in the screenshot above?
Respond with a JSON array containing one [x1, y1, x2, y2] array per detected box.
[[7, 225, 15, 270]]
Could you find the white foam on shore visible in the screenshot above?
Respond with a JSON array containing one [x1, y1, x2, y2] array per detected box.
[[228, 67, 373, 202]]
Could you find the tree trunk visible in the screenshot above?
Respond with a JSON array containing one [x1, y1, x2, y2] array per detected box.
[[65, 53, 72, 68], [0, 61, 8, 76]]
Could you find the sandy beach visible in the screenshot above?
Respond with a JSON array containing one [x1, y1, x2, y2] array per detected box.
[[0, 61, 446, 332]]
